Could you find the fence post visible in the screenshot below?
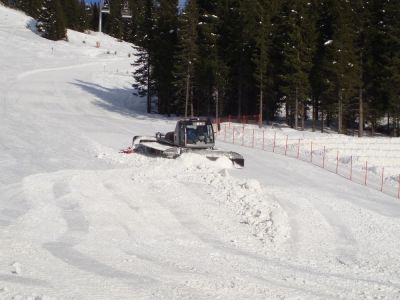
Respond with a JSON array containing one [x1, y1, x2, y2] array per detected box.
[[297, 139, 300, 159], [365, 161, 368, 185], [311, 142, 313, 163], [323, 146, 326, 168], [350, 156, 353, 181], [262, 130, 265, 150], [380, 167, 384, 192], [252, 129, 255, 148], [336, 151, 339, 174], [273, 132, 276, 153], [285, 135, 288, 156]]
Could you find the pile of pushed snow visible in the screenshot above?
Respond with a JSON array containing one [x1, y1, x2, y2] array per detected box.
[[96, 148, 290, 247], [176, 152, 234, 169]]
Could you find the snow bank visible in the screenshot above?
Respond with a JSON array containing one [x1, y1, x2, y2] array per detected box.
[[97, 149, 290, 247]]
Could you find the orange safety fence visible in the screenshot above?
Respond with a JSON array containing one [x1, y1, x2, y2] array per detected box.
[[212, 122, 400, 200]]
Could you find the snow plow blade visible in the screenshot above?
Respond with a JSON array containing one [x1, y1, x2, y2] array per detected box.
[[196, 149, 244, 168], [230, 156, 244, 168]]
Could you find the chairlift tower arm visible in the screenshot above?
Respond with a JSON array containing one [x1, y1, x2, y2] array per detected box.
[[99, 0, 130, 33]]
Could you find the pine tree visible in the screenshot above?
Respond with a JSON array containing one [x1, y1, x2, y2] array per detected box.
[[173, 0, 199, 117], [273, 0, 316, 130], [195, 0, 221, 116], [381, 0, 400, 136], [90, 3, 99, 31], [61, 0, 80, 31], [217, 0, 251, 117], [37, 0, 66, 41], [351, 0, 370, 136], [212, 0, 238, 118], [131, 0, 155, 114], [109, 0, 123, 39], [132, 45, 155, 113], [238, 0, 259, 116], [11, 0, 41, 18], [152, 0, 178, 115], [331, 1, 359, 134], [129, 0, 145, 43], [312, 0, 359, 133], [78, 0, 88, 32], [252, 0, 270, 127], [25, 0, 42, 18]]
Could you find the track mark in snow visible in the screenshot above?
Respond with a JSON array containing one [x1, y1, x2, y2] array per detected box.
[[0, 184, 31, 227], [15, 60, 124, 81], [42, 176, 157, 283], [0, 274, 50, 288], [297, 188, 359, 266]]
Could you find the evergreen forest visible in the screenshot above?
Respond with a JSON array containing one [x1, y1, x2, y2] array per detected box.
[[2, 0, 400, 136]]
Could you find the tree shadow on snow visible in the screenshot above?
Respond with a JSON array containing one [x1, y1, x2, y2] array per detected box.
[[71, 79, 172, 123]]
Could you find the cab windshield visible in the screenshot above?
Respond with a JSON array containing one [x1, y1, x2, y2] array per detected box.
[[186, 124, 214, 145]]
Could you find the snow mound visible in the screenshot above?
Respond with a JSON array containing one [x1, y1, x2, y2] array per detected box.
[[97, 146, 290, 246], [176, 152, 234, 170]]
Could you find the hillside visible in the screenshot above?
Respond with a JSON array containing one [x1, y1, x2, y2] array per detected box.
[[1, 5, 400, 300]]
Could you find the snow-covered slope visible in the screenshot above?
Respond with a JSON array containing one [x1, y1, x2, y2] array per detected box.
[[1, 4, 400, 299]]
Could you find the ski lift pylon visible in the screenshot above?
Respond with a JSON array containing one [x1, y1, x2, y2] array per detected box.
[[121, 0, 132, 18], [99, 0, 131, 33], [101, 0, 110, 13]]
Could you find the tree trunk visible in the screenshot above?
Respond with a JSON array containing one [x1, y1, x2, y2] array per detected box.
[[338, 89, 343, 134], [215, 88, 220, 130], [259, 84, 263, 128], [321, 101, 324, 133], [289, 104, 294, 128], [358, 85, 363, 137], [392, 115, 398, 137], [358, 54, 364, 137], [327, 111, 331, 127], [312, 96, 317, 132], [301, 102, 305, 130], [286, 103, 289, 125], [190, 85, 194, 117], [185, 67, 190, 117], [387, 113, 390, 134], [146, 56, 151, 114], [321, 109, 324, 133], [238, 76, 242, 117], [371, 119, 375, 136], [295, 87, 298, 129]]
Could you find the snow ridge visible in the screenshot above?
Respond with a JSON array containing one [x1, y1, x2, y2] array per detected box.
[[97, 149, 290, 248]]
